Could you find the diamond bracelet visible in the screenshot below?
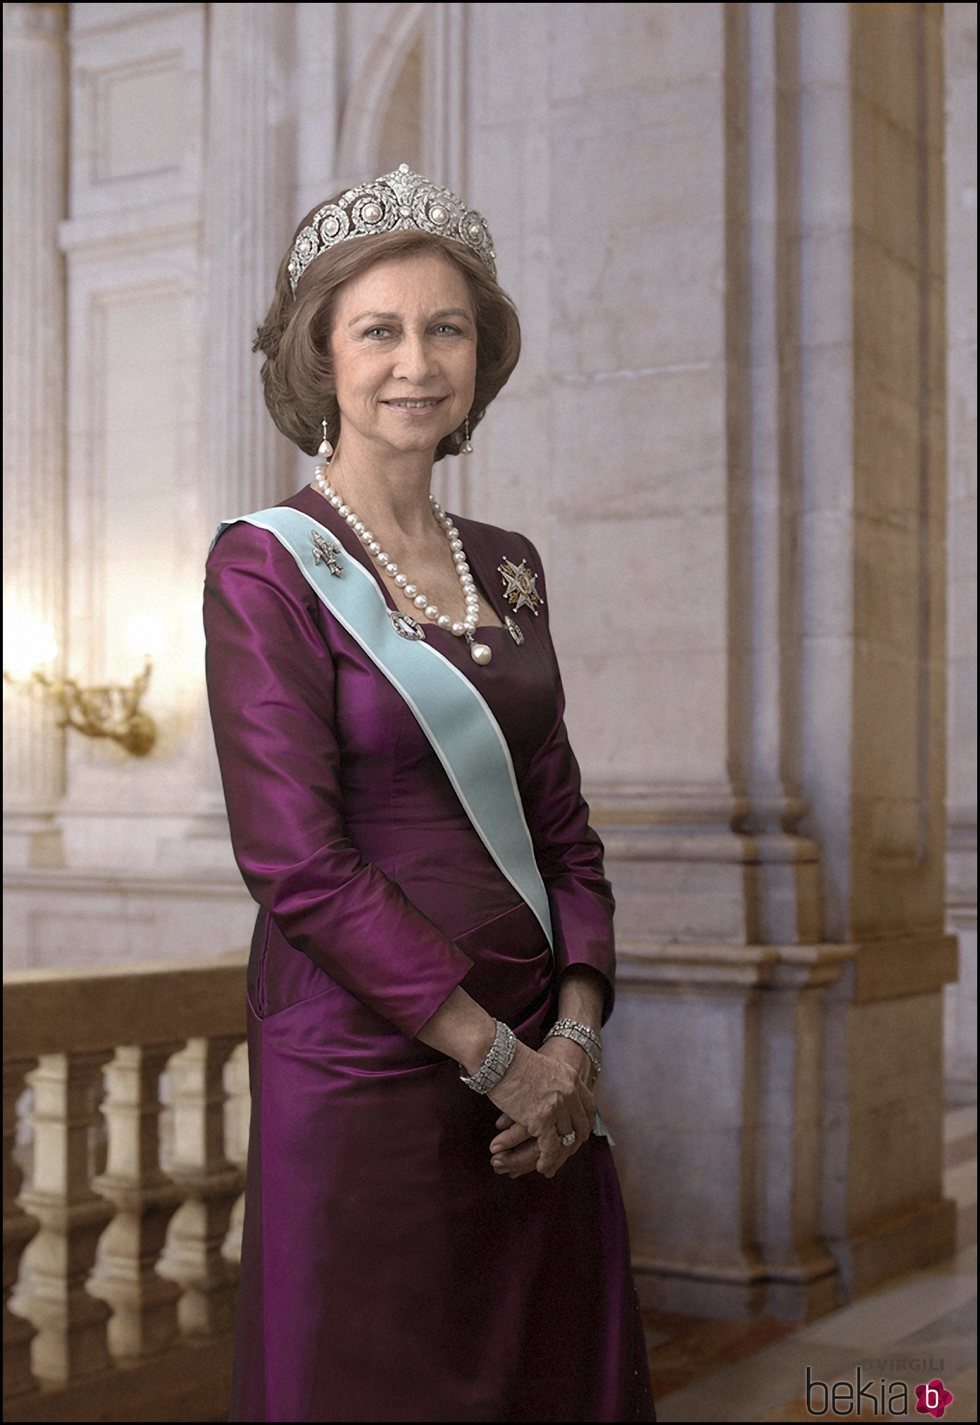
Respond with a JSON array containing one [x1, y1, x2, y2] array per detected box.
[[458, 1019, 517, 1094], [544, 1018, 602, 1078]]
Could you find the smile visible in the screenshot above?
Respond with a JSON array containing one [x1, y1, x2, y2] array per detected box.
[[382, 397, 447, 411]]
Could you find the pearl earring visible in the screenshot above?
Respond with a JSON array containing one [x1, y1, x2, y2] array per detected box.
[[316, 419, 333, 466], [460, 417, 473, 454]]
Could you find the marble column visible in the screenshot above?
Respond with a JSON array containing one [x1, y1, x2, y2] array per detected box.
[[2, 2, 67, 870], [183, 2, 300, 857]]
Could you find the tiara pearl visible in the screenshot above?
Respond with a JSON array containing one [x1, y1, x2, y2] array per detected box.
[[288, 163, 497, 297]]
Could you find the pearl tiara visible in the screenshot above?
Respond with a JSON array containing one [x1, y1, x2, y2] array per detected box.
[[287, 163, 497, 296]]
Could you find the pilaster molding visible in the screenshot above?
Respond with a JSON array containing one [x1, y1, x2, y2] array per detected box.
[[719, 2, 823, 946], [58, 197, 199, 257], [589, 780, 824, 945], [424, 2, 470, 520], [615, 932, 955, 1000], [616, 939, 854, 992], [186, 1, 297, 835], [2, 0, 69, 861]]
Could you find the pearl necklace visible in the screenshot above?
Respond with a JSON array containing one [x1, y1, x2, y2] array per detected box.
[[313, 469, 493, 665]]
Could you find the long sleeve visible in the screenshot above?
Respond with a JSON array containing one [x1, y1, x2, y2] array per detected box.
[[515, 536, 617, 1024], [202, 520, 474, 1039]]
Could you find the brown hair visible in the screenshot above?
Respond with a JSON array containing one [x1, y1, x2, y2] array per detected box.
[[253, 213, 522, 460]]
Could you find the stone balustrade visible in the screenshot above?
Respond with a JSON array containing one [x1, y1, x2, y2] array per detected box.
[[3, 955, 249, 1423]]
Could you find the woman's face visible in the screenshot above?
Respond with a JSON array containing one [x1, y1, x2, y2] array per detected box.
[[328, 250, 477, 460]]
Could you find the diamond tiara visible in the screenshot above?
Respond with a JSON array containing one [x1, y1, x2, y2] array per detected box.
[[287, 163, 497, 296]]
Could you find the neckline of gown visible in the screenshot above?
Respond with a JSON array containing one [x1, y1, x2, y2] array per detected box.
[[293, 482, 512, 639]]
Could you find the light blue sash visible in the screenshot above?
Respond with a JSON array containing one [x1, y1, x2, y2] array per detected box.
[[211, 507, 554, 952]]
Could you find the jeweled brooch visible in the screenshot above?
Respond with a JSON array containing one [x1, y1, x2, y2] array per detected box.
[[387, 609, 426, 641], [504, 615, 525, 645], [311, 530, 343, 576], [498, 556, 544, 615]]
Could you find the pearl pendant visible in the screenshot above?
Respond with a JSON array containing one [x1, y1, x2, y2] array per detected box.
[[470, 641, 492, 666]]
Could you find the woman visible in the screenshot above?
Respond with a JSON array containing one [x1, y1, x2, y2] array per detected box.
[[204, 164, 656, 1424]]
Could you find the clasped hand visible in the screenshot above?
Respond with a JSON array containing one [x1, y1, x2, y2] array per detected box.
[[486, 1036, 597, 1179]]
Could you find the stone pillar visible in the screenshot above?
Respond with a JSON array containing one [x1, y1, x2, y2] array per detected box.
[[468, 1, 956, 1320], [1, 2, 67, 870], [818, 0, 955, 1294], [183, 2, 298, 856], [943, 0, 977, 1100]]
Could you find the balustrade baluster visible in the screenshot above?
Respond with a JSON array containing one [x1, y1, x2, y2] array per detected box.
[[87, 1042, 184, 1361], [3, 959, 247, 1417], [14, 1050, 114, 1385], [4, 1059, 39, 1400], [160, 1036, 244, 1336], [221, 1041, 249, 1266]]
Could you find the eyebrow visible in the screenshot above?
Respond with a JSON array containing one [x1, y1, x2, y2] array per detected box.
[[347, 308, 473, 327]]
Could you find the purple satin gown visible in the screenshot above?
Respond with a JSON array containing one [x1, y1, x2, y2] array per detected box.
[[203, 482, 656, 1423]]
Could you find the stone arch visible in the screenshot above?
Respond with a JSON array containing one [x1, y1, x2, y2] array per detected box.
[[336, 2, 427, 180]]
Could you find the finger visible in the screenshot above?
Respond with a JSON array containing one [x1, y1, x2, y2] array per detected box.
[[555, 1123, 577, 1150], [539, 1119, 586, 1178], [491, 1142, 538, 1176], [537, 1148, 561, 1179], [535, 1133, 566, 1179], [506, 1160, 537, 1178], [490, 1151, 535, 1174], [568, 1103, 589, 1147], [489, 1121, 533, 1154], [494, 1113, 515, 1131], [569, 1085, 594, 1144]]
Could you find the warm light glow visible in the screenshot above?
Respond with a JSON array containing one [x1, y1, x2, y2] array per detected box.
[[126, 613, 166, 659], [3, 613, 58, 680]]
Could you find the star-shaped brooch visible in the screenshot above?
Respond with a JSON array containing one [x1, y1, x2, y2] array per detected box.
[[311, 530, 343, 577], [497, 556, 544, 615]]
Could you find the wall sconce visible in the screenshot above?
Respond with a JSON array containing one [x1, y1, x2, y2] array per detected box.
[[3, 614, 162, 757]]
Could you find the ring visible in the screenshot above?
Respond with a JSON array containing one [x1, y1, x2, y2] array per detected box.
[[559, 1131, 577, 1147]]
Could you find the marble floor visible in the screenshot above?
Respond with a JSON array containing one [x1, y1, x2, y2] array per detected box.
[[643, 1101, 977, 1422]]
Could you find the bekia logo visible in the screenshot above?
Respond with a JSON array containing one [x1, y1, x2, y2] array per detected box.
[[914, 1378, 955, 1418], [805, 1365, 955, 1417]]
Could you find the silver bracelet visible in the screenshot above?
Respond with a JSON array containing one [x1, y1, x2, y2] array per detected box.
[[550, 1017, 601, 1050], [545, 1020, 602, 1078], [459, 1020, 517, 1094]]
